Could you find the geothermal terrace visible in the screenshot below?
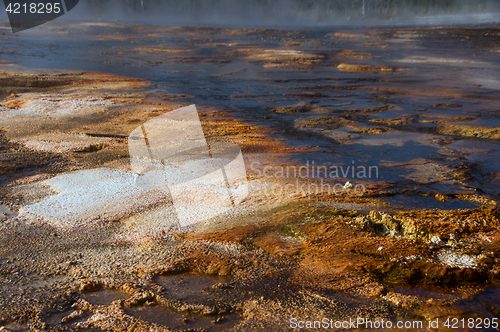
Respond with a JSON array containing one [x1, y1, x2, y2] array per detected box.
[[0, 21, 499, 331]]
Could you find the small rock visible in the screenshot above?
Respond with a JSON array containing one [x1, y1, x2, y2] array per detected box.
[[61, 310, 84, 323], [343, 181, 353, 189], [79, 280, 102, 292], [382, 291, 422, 309], [211, 282, 234, 290], [212, 317, 225, 324], [435, 194, 448, 203], [430, 235, 442, 245], [381, 213, 393, 222], [368, 211, 382, 220], [140, 273, 153, 283]]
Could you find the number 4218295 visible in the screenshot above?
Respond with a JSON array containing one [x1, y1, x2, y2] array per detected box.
[[6, 2, 61, 14], [443, 317, 498, 329]]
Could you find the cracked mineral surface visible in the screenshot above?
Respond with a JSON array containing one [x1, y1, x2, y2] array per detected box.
[[0, 22, 499, 331]]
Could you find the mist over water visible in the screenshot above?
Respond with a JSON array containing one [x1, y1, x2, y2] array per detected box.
[[0, 0, 498, 28], [70, 0, 500, 27]]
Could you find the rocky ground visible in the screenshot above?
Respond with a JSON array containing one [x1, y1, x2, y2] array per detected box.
[[0, 24, 499, 331]]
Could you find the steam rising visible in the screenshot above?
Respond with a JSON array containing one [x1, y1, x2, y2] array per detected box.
[[74, 0, 500, 27]]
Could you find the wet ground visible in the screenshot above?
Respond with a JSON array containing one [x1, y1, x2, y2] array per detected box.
[[0, 21, 499, 331]]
